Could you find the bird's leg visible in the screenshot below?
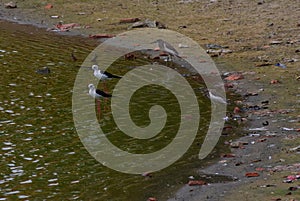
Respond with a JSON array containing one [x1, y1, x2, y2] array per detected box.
[[103, 82, 109, 110], [97, 99, 101, 119]]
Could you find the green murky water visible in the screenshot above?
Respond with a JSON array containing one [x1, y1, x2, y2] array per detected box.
[[0, 20, 230, 200]]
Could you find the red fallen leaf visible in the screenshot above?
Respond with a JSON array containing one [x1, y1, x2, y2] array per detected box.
[[119, 18, 140, 23], [188, 180, 207, 186], [89, 34, 116, 39], [256, 138, 267, 142], [270, 79, 280, 84], [255, 167, 265, 171], [233, 107, 241, 114], [225, 73, 244, 81], [286, 175, 297, 181], [45, 3, 53, 9], [221, 153, 236, 158], [245, 172, 260, 177], [296, 128, 300, 132], [147, 197, 157, 201]]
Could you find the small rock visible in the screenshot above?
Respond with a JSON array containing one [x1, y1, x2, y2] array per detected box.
[[206, 44, 223, 49], [269, 40, 283, 45], [221, 153, 235, 158], [256, 138, 267, 142], [270, 79, 280, 84], [119, 18, 140, 23], [257, 0, 265, 4], [147, 197, 157, 201], [50, 15, 60, 19], [230, 142, 241, 148], [178, 25, 187, 29], [288, 186, 299, 191], [89, 34, 116, 39], [5, 1, 17, 8], [124, 53, 136, 60], [262, 121, 269, 126], [255, 62, 272, 67], [129, 19, 166, 29], [141, 172, 152, 177], [36, 67, 50, 74]]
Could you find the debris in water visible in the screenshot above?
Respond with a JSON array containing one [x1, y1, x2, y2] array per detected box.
[[36, 67, 50, 74]]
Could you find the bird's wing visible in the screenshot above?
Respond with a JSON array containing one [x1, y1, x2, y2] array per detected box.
[[104, 71, 121, 78], [96, 89, 112, 97], [164, 41, 179, 55]]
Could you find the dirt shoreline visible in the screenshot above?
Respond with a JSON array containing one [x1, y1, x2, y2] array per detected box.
[[0, 1, 299, 200]]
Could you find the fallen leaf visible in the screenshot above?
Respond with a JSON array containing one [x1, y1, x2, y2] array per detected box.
[[245, 172, 260, 177], [225, 73, 244, 81], [188, 180, 207, 186], [45, 3, 53, 9]]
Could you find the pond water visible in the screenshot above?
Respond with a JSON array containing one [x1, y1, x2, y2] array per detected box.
[[0, 20, 231, 200]]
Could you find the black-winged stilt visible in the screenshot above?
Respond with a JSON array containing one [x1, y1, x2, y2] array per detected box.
[[88, 84, 112, 118], [91, 65, 121, 90]]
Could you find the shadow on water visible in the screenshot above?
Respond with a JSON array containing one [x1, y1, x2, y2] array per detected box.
[[0, 20, 235, 200]]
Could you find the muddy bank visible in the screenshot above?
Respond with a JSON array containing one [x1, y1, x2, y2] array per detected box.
[[0, 0, 299, 200], [168, 59, 300, 200]]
